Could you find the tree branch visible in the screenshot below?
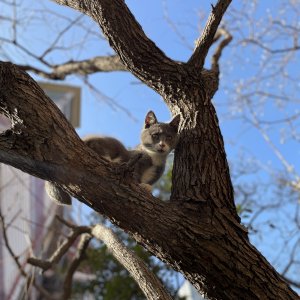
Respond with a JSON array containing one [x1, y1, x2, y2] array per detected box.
[[0, 207, 54, 300], [28, 225, 89, 272], [91, 224, 173, 300], [211, 28, 232, 73], [18, 55, 126, 80], [52, 0, 182, 94], [240, 38, 300, 54], [28, 215, 173, 300], [62, 234, 92, 300], [188, 0, 232, 69]]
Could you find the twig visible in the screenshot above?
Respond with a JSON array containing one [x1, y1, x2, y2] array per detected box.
[[28, 225, 89, 272], [56, 214, 78, 229], [62, 234, 92, 300], [0, 207, 53, 300]]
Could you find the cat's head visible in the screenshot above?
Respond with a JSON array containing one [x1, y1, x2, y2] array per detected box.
[[141, 111, 180, 155]]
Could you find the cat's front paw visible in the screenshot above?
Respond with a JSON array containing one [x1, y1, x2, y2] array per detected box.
[[139, 183, 152, 194]]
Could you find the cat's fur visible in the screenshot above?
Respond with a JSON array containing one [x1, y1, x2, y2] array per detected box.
[[45, 111, 180, 205]]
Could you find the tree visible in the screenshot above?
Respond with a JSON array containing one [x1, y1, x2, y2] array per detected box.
[[0, 1, 299, 299], [73, 217, 183, 300]]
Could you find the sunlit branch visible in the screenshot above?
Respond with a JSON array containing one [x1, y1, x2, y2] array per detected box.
[[18, 55, 126, 80], [91, 224, 173, 300], [28, 214, 173, 300], [52, 0, 180, 94], [188, 0, 232, 69]]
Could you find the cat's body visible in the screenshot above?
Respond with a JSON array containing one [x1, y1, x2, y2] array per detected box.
[[45, 111, 180, 205]]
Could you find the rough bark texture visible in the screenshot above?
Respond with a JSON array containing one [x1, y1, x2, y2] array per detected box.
[[19, 55, 126, 80], [0, 0, 299, 299], [91, 224, 172, 300]]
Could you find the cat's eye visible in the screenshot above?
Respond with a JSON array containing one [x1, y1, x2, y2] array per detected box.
[[166, 135, 172, 140], [151, 133, 158, 139]]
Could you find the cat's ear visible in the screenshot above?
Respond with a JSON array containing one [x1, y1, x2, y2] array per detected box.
[[145, 111, 158, 128], [169, 114, 180, 131]]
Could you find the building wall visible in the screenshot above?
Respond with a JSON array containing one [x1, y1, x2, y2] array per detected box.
[[0, 163, 58, 299], [178, 280, 206, 300], [0, 83, 80, 300]]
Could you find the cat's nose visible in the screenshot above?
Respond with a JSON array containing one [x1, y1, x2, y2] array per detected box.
[[159, 142, 166, 149]]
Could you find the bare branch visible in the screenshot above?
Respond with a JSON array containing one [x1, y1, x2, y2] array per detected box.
[[28, 225, 90, 272], [0, 207, 27, 277], [0, 207, 54, 300], [52, 0, 181, 94], [211, 28, 232, 73], [39, 15, 84, 60], [0, 37, 51, 67], [55, 214, 78, 229], [247, 108, 298, 178], [62, 234, 92, 300], [188, 0, 232, 69], [240, 38, 300, 54], [91, 224, 173, 300], [29, 217, 173, 300], [82, 77, 138, 122], [18, 55, 126, 80]]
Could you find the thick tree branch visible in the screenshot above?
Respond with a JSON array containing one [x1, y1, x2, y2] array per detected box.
[[28, 215, 173, 300], [52, 0, 182, 95], [18, 55, 126, 80], [188, 0, 232, 69], [91, 224, 173, 300]]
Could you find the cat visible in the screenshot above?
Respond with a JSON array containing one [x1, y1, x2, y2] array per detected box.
[[45, 111, 180, 205]]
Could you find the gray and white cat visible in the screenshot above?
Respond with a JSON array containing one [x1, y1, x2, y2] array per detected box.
[[45, 111, 180, 205]]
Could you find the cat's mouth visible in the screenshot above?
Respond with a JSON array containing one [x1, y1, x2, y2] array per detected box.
[[157, 149, 166, 153]]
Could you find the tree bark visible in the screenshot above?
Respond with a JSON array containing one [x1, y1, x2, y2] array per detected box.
[[0, 0, 299, 299], [91, 224, 173, 300], [18, 55, 126, 80]]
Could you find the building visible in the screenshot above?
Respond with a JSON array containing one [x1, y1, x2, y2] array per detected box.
[[0, 82, 81, 300], [178, 280, 207, 300]]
